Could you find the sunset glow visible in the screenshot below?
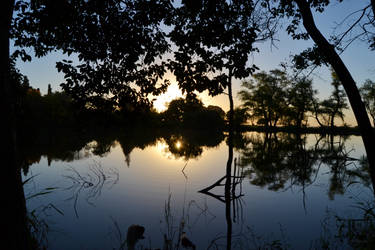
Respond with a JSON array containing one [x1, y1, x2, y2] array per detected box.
[[153, 82, 184, 112]]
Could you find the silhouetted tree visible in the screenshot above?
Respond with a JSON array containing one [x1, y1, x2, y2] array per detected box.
[[317, 70, 348, 128], [238, 70, 289, 128], [10, 57, 30, 118], [286, 77, 316, 128], [167, 0, 276, 131], [162, 97, 225, 129], [207, 105, 226, 120], [228, 107, 250, 128], [360, 79, 375, 127], [4, 1, 173, 247], [269, 0, 375, 171], [47, 83, 52, 95], [1, 0, 30, 245], [162, 98, 203, 126], [12, 0, 173, 111]]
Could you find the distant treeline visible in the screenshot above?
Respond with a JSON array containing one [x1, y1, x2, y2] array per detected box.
[[15, 82, 226, 131], [14, 64, 375, 133], [11, 59, 223, 130]]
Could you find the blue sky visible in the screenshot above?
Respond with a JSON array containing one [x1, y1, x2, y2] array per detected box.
[[15, 0, 374, 123]]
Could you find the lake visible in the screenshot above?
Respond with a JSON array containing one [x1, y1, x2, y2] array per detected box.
[[22, 129, 374, 249]]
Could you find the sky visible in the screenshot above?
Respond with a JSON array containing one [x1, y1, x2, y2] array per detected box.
[[15, 0, 375, 125]]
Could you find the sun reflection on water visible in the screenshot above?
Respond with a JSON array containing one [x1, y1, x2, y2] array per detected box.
[[175, 140, 182, 150], [153, 139, 184, 160], [155, 140, 174, 159]]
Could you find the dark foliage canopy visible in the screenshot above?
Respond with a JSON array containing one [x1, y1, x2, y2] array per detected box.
[[11, 0, 278, 110], [12, 0, 173, 109], [167, 0, 266, 98]]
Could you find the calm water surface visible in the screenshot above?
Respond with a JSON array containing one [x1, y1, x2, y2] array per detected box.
[[23, 130, 373, 249]]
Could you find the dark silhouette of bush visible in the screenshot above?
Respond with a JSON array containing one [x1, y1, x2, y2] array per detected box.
[[161, 98, 225, 130]]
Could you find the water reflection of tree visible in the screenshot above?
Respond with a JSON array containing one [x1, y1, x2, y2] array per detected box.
[[199, 132, 290, 249], [117, 128, 161, 167], [163, 130, 224, 161], [164, 134, 202, 160], [19, 126, 370, 200], [19, 128, 119, 175], [236, 132, 370, 200], [316, 134, 372, 199], [237, 133, 318, 192], [199, 122, 245, 250], [18, 127, 225, 174], [199, 131, 375, 249]]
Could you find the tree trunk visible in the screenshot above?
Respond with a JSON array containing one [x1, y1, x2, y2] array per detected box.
[[225, 71, 234, 250], [227, 70, 234, 133], [370, 113, 375, 127], [273, 117, 278, 127], [330, 111, 335, 129], [1, 0, 31, 249], [312, 98, 324, 127], [296, 112, 302, 128], [295, 0, 375, 177]]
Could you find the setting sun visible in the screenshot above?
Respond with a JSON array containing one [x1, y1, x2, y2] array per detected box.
[[153, 82, 184, 112], [152, 81, 229, 113]]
